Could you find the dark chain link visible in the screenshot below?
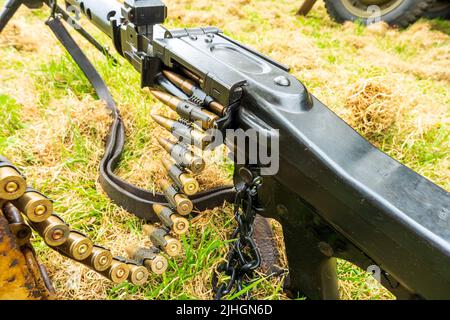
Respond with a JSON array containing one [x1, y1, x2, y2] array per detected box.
[[212, 174, 263, 300]]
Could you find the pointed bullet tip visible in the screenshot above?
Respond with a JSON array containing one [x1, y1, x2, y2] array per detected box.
[[152, 114, 174, 131]]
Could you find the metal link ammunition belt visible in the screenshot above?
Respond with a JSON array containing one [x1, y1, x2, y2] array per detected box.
[[0, 162, 172, 287], [1, 11, 265, 299]]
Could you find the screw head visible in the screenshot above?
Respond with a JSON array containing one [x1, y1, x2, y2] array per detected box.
[[239, 167, 254, 184], [274, 76, 291, 87]]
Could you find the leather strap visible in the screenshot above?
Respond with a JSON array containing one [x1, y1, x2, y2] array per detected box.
[[46, 18, 235, 222]]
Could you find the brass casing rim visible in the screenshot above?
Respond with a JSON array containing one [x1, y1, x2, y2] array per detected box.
[[174, 194, 193, 216], [89, 248, 113, 271], [171, 215, 189, 235], [179, 174, 199, 196], [341, 0, 403, 18], [40, 217, 70, 247], [66, 234, 93, 260], [128, 265, 149, 285], [109, 262, 130, 284], [0, 167, 27, 200], [16, 192, 53, 223]]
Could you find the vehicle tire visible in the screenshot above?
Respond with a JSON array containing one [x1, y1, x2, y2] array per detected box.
[[324, 0, 436, 28], [423, 0, 450, 19]]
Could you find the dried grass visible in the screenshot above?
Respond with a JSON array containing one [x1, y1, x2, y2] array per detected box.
[[345, 78, 405, 141], [0, 22, 37, 52]]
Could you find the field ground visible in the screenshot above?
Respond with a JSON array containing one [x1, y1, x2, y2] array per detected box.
[[0, 0, 448, 300]]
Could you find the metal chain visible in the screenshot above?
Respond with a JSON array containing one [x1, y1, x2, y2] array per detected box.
[[212, 174, 263, 300]]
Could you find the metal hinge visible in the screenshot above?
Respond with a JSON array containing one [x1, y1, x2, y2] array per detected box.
[[164, 27, 221, 39]]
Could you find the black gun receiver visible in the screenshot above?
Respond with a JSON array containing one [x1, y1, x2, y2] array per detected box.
[[1, 0, 449, 300]]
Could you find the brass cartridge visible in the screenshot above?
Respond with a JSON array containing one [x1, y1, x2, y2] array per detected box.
[[127, 264, 149, 285], [125, 245, 168, 275], [99, 259, 130, 284], [151, 90, 218, 130], [12, 190, 53, 223], [30, 214, 70, 247], [162, 158, 199, 196], [56, 231, 93, 261], [158, 137, 205, 174], [0, 166, 26, 200], [153, 203, 190, 235], [82, 246, 113, 272]]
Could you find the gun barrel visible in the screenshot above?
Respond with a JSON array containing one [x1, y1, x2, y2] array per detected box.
[[64, 0, 122, 38]]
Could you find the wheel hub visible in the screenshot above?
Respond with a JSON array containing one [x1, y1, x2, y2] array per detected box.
[[342, 0, 404, 18]]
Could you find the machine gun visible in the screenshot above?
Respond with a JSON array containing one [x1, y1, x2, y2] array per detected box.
[[1, 0, 449, 300]]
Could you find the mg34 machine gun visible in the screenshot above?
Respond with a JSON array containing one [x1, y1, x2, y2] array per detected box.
[[0, 0, 449, 300]]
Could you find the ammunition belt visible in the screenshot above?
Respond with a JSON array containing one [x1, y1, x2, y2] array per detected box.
[[0, 15, 238, 291], [45, 17, 236, 222], [0, 163, 173, 287]]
